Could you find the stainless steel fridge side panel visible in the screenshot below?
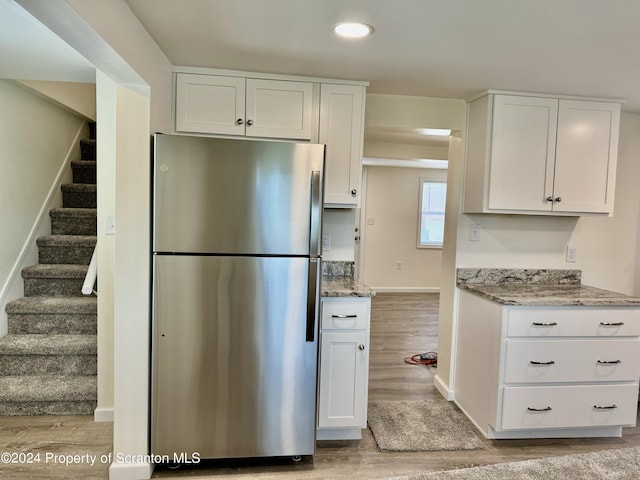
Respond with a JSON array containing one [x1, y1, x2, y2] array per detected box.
[[151, 255, 318, 459], [152, 135, 325, 255]]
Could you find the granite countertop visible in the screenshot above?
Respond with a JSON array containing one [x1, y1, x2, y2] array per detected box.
[[321, 276, 376, 297], [320, 261, 375, 298], [457, 268, 640, 307]]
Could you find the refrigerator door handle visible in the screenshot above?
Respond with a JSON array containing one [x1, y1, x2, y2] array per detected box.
[[306, 258, 320, 342], [309, 170, 322, 257]]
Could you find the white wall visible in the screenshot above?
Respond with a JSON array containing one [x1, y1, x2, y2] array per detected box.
[[66, 0, 172, 133], [323, 209, 357, 261], [362, 166, 446, 291], [0, 79, 85, 336], [363, 140, 448, 160]]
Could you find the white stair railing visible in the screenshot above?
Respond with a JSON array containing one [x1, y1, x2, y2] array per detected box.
[[82, 246, 97, 295]]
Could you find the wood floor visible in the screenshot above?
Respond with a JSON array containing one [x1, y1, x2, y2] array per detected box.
[[1, 292, 639, 479]]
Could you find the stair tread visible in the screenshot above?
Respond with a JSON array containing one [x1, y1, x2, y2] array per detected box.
[[0, 376, 96, 402], [0, 334, 96, 354], [6, 296, 96, 314], [61, 184, 96, 192], [22, 264, 88, 279], [37, 235, 97, 247], [71, 160, 96, 166], [50, 208, 97, 218]]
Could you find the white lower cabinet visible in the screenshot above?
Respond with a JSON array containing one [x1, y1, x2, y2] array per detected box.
[[317, 297, 371, 440], [455, 289, 640, 439]]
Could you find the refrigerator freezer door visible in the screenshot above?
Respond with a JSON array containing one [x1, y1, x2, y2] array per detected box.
[[151, 255, 319, 459], [153, 135, 325, 256]]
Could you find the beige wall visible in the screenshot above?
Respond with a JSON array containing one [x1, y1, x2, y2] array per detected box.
[[362, 165, 446, 291], [0, 79, 85, 337], [17, 80, 96, 120]]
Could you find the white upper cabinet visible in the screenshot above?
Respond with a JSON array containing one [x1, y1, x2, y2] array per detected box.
[[463, 92, 621, 216], [175, 73, 315, 140], [319, 84, 366, 207]]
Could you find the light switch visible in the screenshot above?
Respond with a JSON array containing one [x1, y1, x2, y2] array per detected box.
[[105, 216, 116, 235]]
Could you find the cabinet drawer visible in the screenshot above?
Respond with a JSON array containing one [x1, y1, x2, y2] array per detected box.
[[506, 308, 640, 337], [504, 339, 640, 383], [500, 384, 638, 430], [321, 300, 369, 330]]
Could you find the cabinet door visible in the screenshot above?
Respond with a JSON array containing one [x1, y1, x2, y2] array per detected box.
[[245, 79, 314, 139], [488, 95, 558, 211], [553, 100, 620, 214], [317, 331, 368, 428], [319, 84, 365, 206], [175, 73, 245, 135]]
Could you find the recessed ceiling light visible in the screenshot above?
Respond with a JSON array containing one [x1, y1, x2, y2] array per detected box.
[[418, 128, 451, 136], [332, 22, 373, 39]]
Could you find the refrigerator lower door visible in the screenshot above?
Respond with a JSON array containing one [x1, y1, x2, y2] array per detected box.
[[151, 255, 319, 459]]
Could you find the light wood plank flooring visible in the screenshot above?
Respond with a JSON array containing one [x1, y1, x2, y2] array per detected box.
[[1, 292, 638, 479]]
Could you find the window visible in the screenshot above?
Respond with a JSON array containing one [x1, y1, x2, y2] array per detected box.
[[418, 179, 447, 248]]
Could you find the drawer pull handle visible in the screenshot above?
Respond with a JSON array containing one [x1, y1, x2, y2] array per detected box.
[[594, 404, 618, 410], [600, 322, 624, 326], [530, 360, 555, 365], [532, 322, 557, 326], [332, 314, 357, 318], [597, 359, 622, 364], [527, 406, 552, 412]]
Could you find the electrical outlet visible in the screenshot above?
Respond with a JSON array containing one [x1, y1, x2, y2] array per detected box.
[[322, 233, 331, 252], [469, 224, 481, 242], [566, 246, 577, 263], [396, 261, 403, 270]]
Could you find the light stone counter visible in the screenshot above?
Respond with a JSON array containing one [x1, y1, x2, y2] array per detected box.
[[457, 268, 640, 307], [320, 261, 375, 297]]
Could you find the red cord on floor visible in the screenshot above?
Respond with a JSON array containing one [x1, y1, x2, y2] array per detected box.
[[404, 351, 437, 366]]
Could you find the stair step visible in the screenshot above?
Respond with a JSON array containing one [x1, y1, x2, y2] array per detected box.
[[37, 235, 96, 265], [22, 264, 88, 297], [71, 160, 96, 184], [80, 139, 96, 161], [0, 335, 96, 376], [61, 184, 96, 208], [0, 375, 96, 415], [6, 297, 97, 335], [50, 208, 97, 235]]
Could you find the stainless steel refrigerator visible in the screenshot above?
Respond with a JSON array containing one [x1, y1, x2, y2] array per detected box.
[[150, 134, 324, 460]]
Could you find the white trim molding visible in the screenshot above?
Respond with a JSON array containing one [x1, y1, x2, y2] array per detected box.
[[434, 374, 454, 400], [108, 461, 153, 480], [94, 407, 114, 423]]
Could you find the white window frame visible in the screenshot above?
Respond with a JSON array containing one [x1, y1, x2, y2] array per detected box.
[[417, 178, 447, 249]]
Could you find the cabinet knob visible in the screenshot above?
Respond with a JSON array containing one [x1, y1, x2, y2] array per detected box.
[[351, 189, 357, 196], [358, 344, 365, 351], [247, 119, 254, 126], [546, 196, 554, 202], [236, 118, 244, 125], [555, 196, 562, 203]]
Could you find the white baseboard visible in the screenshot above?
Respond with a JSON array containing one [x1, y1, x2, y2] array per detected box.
[[109, 461, 153, 480], [94, 407, 114, 422], [370, 287, 440, 293], [434, 374, 454, 400]]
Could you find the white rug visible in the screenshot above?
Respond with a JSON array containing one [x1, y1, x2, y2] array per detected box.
[[388, 446, 640, 480], [367, 399, 486, 452]]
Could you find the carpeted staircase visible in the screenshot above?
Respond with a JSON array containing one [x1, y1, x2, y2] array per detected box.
[[0, 127, 98, 416]]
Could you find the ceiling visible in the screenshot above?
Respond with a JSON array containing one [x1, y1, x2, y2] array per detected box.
[[0, 0, 94, 82], [123, 0, 640, 112]]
